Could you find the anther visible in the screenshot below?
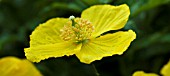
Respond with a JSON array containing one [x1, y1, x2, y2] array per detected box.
[[60, 17, 95, 43]]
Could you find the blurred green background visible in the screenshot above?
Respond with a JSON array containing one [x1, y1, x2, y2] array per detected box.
[[0, 0, 170, 76]]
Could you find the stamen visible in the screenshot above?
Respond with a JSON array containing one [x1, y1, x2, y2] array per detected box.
[[60, 16, 95, 43]]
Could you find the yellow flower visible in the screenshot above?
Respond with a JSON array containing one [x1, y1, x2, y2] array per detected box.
[[132, 71, 159, 76], [133, 59, 170, 76], [24, 4, 136, 64], [161, 59, 170, 76], [0, 56, 42, 76]]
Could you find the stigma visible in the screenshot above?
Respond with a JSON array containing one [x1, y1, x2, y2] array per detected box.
[[60, 16, 94, 43]]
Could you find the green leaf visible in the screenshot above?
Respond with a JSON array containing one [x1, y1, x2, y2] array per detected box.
[[132, 0, 170, 16], [160, 34, 170, 43]]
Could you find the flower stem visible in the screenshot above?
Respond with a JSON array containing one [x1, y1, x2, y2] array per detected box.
[[92, 64, 100, 76]]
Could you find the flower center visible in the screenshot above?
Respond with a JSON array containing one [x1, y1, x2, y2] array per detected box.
[[60, 16, 94, 43]]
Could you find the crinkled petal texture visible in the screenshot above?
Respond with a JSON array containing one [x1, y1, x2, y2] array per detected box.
[[161, 59, 170, 76], [76, 30, 136, 64], [0, 56, 42, 76], [132, 71, 159, 76], [81, 4, 130, 38], [24, 18, 82, 62], [29, 18, 68, 46]]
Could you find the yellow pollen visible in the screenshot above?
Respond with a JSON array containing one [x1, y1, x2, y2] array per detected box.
[[60, 17, 94, 43]]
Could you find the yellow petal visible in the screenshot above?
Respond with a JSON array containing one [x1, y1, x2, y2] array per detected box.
[[30, 18, 68, 47], [0, 56, 42, 76], [161, 59, 170, 76], [81, 4, 130, 38], [25, 41, 82, 62], [25, 18, 82, 62], [75, 30, 136, 64], [132, 71, 159, 76]]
